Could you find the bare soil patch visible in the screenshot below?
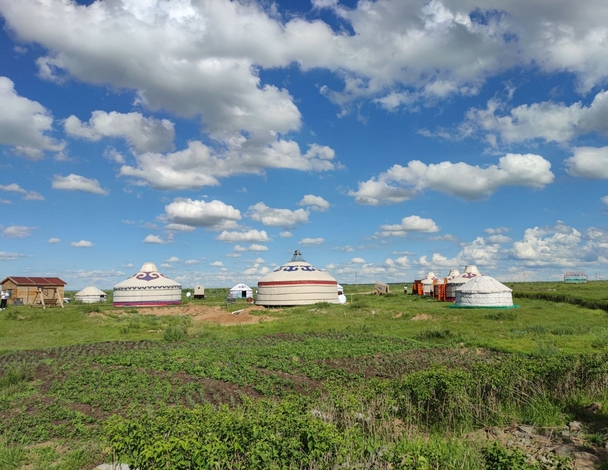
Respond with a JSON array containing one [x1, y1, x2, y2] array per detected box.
[[410, 313, 433, 321], [123, 304, 277, 326]]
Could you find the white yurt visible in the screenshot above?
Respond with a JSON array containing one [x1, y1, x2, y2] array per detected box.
[[229, 283, 253, 299], [454, 276, 513, 307], [75, 286, 107, 303], [446, 265, 482, 301], [421, 272, 438, 296], [256, 250, 339, 306], [113, 262, 182, 307], [447, 269, 460, 280]]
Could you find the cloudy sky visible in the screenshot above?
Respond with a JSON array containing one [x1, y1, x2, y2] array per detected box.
[[1, 0, 607, 290]]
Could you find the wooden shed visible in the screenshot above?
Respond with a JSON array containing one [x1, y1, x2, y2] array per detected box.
[[0, 276, 67, 307]]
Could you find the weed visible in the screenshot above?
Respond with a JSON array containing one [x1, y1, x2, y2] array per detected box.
[[163, 323, 189, 342], [485, 311, 518, 321], [415, 328, 452, 340]]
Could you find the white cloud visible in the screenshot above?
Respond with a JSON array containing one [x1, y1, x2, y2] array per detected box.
[[234, 244, 269, 252], [165, 223, 196, 232], [166, 256, 180, 263], [486, 234, 513, 244], [216, 229, 270, 243], [0, 183, 44, 201], [298, 194, 330, 211], [73, 268, 125, 278], [2, 225, 35, 238], [0, 76, 64, 159], [333, 245, 354, 252], [351, 257, 366, 264], [210, 261, 225, 267], [430, 234, 458, 242], [509, 221, 602, 267], [163, 198, 241, 229], [379, 215, 439, 237], [0, 251, 26, 260], [52, 174, 109, 195], [299, 237, 325, 245], [461, 91, 608, 147], [602, 196, 608, 206], [280, 231, 293, 238], [248, 202, 309, 229], [48, 237, 60, 243], [160, 263, 173, 269], [143, 234, 165, 244], [350, 154, 554, 204], [185, 259, 200, 265], [565, 146, 608, 179], [119, 141, 338, 190], [71, 239, 93, 247], [65, 111, 175, 153]]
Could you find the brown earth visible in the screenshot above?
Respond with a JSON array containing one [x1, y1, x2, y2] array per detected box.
[[116, 304, 278, 326]]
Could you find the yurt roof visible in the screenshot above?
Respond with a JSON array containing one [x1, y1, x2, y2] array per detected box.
[[421, 272, 438, 284], [231, 283, 252, 291], [447, 265, 481, 284], [76, 286, 106, 296], [456, 276, 512, 294], [258, 250, 337, 284], [447, 269, 460, 279], [114, 262, 181, 289]]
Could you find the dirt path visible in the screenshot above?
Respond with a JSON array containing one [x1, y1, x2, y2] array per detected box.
[[118, 304, 277, 326]]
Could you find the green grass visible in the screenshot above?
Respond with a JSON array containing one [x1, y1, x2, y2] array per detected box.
[[1, 282, 608, 468]]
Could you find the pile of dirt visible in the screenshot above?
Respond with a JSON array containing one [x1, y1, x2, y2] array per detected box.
[[117, 304, 277, 326]]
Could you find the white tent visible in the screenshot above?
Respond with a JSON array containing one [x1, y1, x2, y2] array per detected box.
[[75, 286, 107, 303], [447, 269, 460, 280], [229, 283, 253, 299], [420, 272, 438, 296], [113, 262, 182, 307], [446, 265, 481, 301], [256, 250, 339, 306], [455, 276, 513, 307]]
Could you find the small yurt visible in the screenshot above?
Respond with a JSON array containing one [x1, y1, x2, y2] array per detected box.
[[75, 286, 107, 303], [337, 284, 344, 295], [421, 272, 438, 296], [229, 283, 253, 299], [447, 269, 460, 280], [113, 262, 182, 307], [256, 250, 339, 306], [446, 265, 481, 301], [454, 276, 513, 307]]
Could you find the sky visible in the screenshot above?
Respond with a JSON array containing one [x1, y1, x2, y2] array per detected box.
[[0, 0, 607, 290]]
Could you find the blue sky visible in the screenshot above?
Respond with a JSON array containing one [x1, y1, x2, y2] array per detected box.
[[1, 0, 607, 290]]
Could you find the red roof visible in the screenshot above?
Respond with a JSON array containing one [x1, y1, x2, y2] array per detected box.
[[2, 276, 67, 286]]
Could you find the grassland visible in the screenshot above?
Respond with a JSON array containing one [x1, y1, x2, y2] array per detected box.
[[1, 282, 608, 469]]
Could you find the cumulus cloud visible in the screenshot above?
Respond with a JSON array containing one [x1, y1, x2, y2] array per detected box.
[[298, 194, 330, 211], [48, 237, 60, 243], [71, 239, 93, 247], [509, 221, 602, 267], [216, 229, 270, 243], [166, 256, 180, 263], [52, 174, 109, 195], [234, 244, 269, 252], [165, 223, 196, 232], [143, 234, 165, 244], [247, 202, 309, 229], [460, 91, 608, 147], [280, 231, 293, 238], [0, 76, 64, 159], [350, 154, 554, 204], [163, 198, 241, 229], [333, 245, 354, 252], [210, 261, 224, 267], [185, 259, 200, 265], [2, 225, 35, 238], [119, 141, 338, 190], [351, 257, 366, 264], [378, 215, 439, 237], [565, 146, 608, 179], [0, 183, 44, 201], [299, 237, 325, 245], [65, 111, 175, 153]]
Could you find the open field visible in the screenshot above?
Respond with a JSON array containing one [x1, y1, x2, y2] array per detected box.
[[1, 282, 608, 469]]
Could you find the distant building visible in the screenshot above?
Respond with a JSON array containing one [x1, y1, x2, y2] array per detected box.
[[564, 272, 588, 284], [0, 276, 67, 307]]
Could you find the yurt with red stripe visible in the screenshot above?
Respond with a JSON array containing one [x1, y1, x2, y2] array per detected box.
[[256, 250, 339, 306]]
